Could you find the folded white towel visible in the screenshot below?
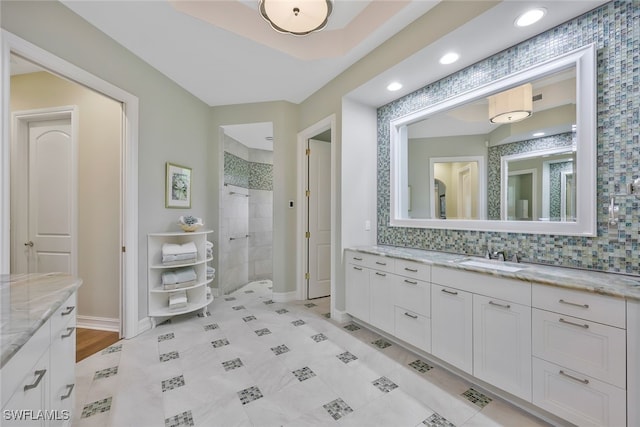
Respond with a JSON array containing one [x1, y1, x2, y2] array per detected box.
[[162, 241, 197, 256], [162, 253, 197, 264], [206, 241, 213, 248], [162, 268, 197, 286], [169, 290, 188, 310]]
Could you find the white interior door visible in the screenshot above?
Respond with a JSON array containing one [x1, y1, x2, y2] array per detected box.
[[15, 117, 75, 274], [307, 139, 331, 299]]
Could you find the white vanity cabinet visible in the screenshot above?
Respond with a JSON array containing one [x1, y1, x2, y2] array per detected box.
[[531, 284, 627, 427], [147, 230, 214, 326], [2, 292, 77, 426], [393, 260, 431, 352]]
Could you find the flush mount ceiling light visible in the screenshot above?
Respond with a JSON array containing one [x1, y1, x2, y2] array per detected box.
[[259, 0, 333, 36], [515, 8, 546, 27], [487, 83, 533, 124]]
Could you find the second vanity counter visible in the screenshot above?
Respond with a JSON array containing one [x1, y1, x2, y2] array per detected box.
[[344, 245, 639, 427], [346, 245, 640, 301]]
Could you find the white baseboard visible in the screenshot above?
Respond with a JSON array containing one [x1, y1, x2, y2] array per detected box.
[[76, 315, 120, 332], [330, 309, 351, 324], [272, 291, 296, 303], [137, 317, 153, 336]]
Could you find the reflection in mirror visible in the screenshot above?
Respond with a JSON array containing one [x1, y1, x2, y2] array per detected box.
[[390, 44, 596, 235]]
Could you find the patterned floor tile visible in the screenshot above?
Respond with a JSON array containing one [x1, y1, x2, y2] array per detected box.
[[271, 344, 290, 356], [160, 351, 180, 362], [336, 351, 358, 364], [423, 412, 456, 427], [311, 333, 328, 342], [263, 300, 275, 305], [371, 338, 392, 349], [203, 323, 219, 331], [276, 308, 289, 314], [409, 359, 434, 373], [196, 311, 210, 317], [323, 398, 353, 421], [101, 344, 122, 354], [372, 376, 398, 393], [232, 305, 246, 311], [225, 297, 236, 301], [245, 290, 255, 294], [162, 375, 185, 392], [94, 366, 118, 380], [343, 323, 360, 332], [243, 315, 257, 322], [238, 386, 263, 405], [211, 338, 230, 348], [81, 397, 112, 418], [461, 387, 492, 408], [304, 303, 317, 308], [222, 358, 244, 371], [292, 366, 316, 382], [254, 328, 271, 336], [158, 333, 175, 342], [292, 319, 306, 326], [165, 410, 195, 427]]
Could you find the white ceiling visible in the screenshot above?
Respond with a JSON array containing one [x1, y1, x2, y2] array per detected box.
[[17, 1, 608, 149]]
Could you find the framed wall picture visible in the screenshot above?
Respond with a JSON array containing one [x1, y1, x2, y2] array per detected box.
[[165, 162, 192, 208]]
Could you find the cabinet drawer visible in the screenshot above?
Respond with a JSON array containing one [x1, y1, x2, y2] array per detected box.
[[532, 308, 625, 388], [345, 251, 394, 273], [432, 266, 530, 305], [532, 357, 626, 427], [51, 293, 77, 337], [394, 307, 431, 353], [532, 284, 625, 328], [395, 276, 430, 317], [394, 259, 430, 281]]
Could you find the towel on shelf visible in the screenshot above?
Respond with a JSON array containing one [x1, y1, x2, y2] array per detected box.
[[168, 290, 188, 310], [206, 241, 214, 258], [206, 266, 216, 279], [162, 242, 197, 264], [162, 267, 197, 289]]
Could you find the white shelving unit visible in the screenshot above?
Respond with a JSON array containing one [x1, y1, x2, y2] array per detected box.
[[148, 230, 214, 327]]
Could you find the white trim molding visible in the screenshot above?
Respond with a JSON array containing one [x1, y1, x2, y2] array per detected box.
[[76, 315, 120, 332]]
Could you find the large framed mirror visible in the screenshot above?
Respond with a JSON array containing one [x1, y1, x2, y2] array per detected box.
[[389, 44, 596, 236]]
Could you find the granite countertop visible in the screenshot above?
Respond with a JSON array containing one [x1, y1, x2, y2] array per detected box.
[[347, 245, 640, 301], [1, 273, 82, 368]]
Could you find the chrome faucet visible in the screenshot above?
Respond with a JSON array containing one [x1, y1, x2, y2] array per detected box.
[[486, 249, 506, 261]]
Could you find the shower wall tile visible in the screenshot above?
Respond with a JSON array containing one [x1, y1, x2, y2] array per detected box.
[[377, 1, 640, 275]]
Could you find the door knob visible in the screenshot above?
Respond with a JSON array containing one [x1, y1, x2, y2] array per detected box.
[[24, 241, 34, 247]]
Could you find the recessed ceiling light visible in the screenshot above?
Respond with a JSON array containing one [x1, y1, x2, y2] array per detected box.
[[515, 8, 546, 27], [439, 52, 460, 65], [533, 132, 545, 137], [387, 82, 402, 92]]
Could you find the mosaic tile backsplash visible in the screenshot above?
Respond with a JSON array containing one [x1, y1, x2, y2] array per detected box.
[[377, 1, 640, 275], [224, 152, 273, 191]]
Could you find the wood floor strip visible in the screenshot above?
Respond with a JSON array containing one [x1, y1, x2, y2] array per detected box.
[[76, 328, 120, 362]]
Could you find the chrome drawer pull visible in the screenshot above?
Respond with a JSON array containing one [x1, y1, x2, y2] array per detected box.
[[61, 384, 75, 400], [61, 327, 75, 339], [353, 257, 363, 261], [489, 301, 511, 309], [441, 288, 458, 295], [559, 318, 589, 329], [559, 370, 589, 384], [559, 299, 589, 309], [404, 312, 418, 319], [353, 266, 363, 271], [404, 279, 418, 285], [61, 306, 75, 316], [24, 370, 46, 391], [404, 267, 418, 272], [375, 272, 386, 277], [375, 261, 387, 266]]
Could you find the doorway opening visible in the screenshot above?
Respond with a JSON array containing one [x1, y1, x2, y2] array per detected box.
[[2, 32, 140, 338], [218, 122, 274, 295], [296, 115, 336, 316]]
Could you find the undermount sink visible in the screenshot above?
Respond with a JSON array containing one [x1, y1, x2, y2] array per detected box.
[[456, 258, 525, 273]]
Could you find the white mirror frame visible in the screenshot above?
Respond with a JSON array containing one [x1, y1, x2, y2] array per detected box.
[[389, 44, 596, 236]]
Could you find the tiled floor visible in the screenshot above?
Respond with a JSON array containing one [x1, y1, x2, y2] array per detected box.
[[74, 280, 551, 427]]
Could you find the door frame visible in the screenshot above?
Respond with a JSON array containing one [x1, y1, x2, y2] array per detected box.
[[1, 30, 140, 339], [11, 107, 78, 276], [296, 115, 336, 307]]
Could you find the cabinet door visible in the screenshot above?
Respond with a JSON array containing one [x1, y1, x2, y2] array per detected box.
[[431, 285, 473, 374], [473, 294, 532, 401], [345, 264, 369, 323], [3, 349, 50, 427], [50, 325, 76, 419], [369, 270, 395, 334]]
